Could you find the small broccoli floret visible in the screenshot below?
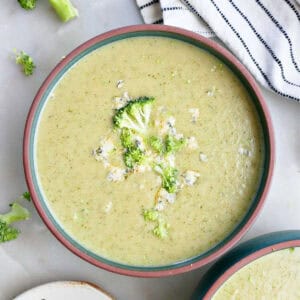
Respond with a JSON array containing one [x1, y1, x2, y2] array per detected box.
[[165, 134, 186, 154], [18, 0, 36, 10], [22, 191, 31, 201], [154, 164, 178, 193], [153, 221, 169, 239], [0, 203, 30, 243], [15, 51, 35, 76], [149, 136, 164, 154], [120, 128, 134, 148], [49, 0, 78, 22], [124, 147, 145, 169], [143, 209, 159, 222], [113, 96, 155, 135]]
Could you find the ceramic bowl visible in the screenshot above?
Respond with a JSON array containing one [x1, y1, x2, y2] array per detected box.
[[193, 230, 300, 299], [23, 25, 274, 277]]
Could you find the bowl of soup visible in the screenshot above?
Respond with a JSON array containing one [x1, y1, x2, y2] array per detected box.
[[193, 231, 300, 299], [23, 25, 274, 277]]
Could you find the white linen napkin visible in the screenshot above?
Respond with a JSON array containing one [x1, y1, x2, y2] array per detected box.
[[136, 0, 300, 102]]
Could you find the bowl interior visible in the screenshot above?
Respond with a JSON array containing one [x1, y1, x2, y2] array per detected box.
[[24, 26, 273, 276]]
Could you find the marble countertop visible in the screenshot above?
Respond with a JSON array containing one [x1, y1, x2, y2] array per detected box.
[[0, 1, 299, 299]]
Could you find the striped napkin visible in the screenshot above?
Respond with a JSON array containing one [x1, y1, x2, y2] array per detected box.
[[136, 0, 300, 102]]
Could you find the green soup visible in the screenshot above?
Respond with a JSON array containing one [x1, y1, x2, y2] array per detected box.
[[213, 248, 300, 299], [36, 37, 263, 266]]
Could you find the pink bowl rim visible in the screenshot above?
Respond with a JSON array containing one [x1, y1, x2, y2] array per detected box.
[[23, 24, 275, 278]]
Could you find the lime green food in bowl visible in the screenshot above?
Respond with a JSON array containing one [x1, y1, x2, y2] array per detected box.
[[24, 25, 274, 277]]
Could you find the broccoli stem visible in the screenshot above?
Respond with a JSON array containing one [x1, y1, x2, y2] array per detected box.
[[48, 0, 78, 22]]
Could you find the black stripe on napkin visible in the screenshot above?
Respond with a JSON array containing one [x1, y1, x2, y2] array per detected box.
[[256, 0, 300, 72], [162, 6, 185, 12], [229, 0, 300, 87], [139, 0, 159, 10], [152, 18, 163, 24], [209, 0, 299, 101], [284, 0, 300, 21]]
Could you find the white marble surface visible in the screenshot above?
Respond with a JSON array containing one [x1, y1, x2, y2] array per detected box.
[[0, 1, 299, 299]]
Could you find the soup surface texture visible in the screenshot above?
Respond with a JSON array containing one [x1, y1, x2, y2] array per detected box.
[[36, 37, 263, 266], [213, 247, 300, 299]]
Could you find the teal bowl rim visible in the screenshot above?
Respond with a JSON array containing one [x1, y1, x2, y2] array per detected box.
[[192, 230, 300, 299], [23, 25, 274, 277]]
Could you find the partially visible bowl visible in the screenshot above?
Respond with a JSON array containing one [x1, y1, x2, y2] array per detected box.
[[193, 231, 300, 299], [23, 25, 274, 277]]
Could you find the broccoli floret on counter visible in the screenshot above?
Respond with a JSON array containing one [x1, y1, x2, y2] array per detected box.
[[113, 96, 155, 135], [0, 202, 30, 243], [15, 51, 35, 76], [49, 0, 78, 22], [18, 0, 36, 10]]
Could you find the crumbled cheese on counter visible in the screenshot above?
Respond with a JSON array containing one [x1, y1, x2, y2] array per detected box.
[[182, 171, 200, 186], [238, 147, 252, 156], [116, 79, 124, 89], [187, 136, 199, 150], [199, 152, 208, 162], [189, 108, 199, 123], [107, 167, 126, 182], [104, 201, 113, 213]]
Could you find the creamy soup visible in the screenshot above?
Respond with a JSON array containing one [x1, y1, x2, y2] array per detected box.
[[213, 247, 300, 299], [36, 37, 263, 266]]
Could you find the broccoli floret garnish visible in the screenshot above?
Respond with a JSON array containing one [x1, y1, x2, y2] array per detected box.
[[113, 96, 155, 135], [165, 134, 186, 154], [15, 51, 35, 76], [120, 128, 134, 148], [49, 0, 78, 22], [143, 209, 159, 222], [18, 0, 36, 10], [154, 164, 178, 194], [153, 221, 169, 239], [0, 202, 30, 243], [149, 136, 165, 154], [124, 147, 145, 169]]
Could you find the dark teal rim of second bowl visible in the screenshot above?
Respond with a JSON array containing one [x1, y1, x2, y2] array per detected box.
[[23, 25, 274, 277], [193, 230, 300, 299]]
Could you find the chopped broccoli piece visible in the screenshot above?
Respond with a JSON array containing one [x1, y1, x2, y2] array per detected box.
[[15, 51, 35, 76], [154, 164, 178, 193], [124, 147, 145, 169], [113, 96, 155, 135], [18, 0, 36, 10], [143, 209, 159, 222], [153, 221, 169, 239], [120, 128, 134, 148], [49, 0, 78, 22], [165, 134, 186, 154], [0, 203, 30, 243], [149, 136, 164, 154], [22, 191, 31, 201]]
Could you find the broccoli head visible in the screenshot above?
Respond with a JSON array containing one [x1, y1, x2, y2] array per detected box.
[[0, 203, 30, 243], [124, 147, 145, 169], [165, 134, 186, 154], [15, 51, 35, 76], [154, 164, 178, 193], [143, 209, 159, 222], [113, 96, 155, 135], [18, 0, 36, 10], [153, 221, 169, 239]]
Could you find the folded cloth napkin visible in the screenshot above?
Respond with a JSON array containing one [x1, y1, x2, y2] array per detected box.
[[136, 0, 300, 102]]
